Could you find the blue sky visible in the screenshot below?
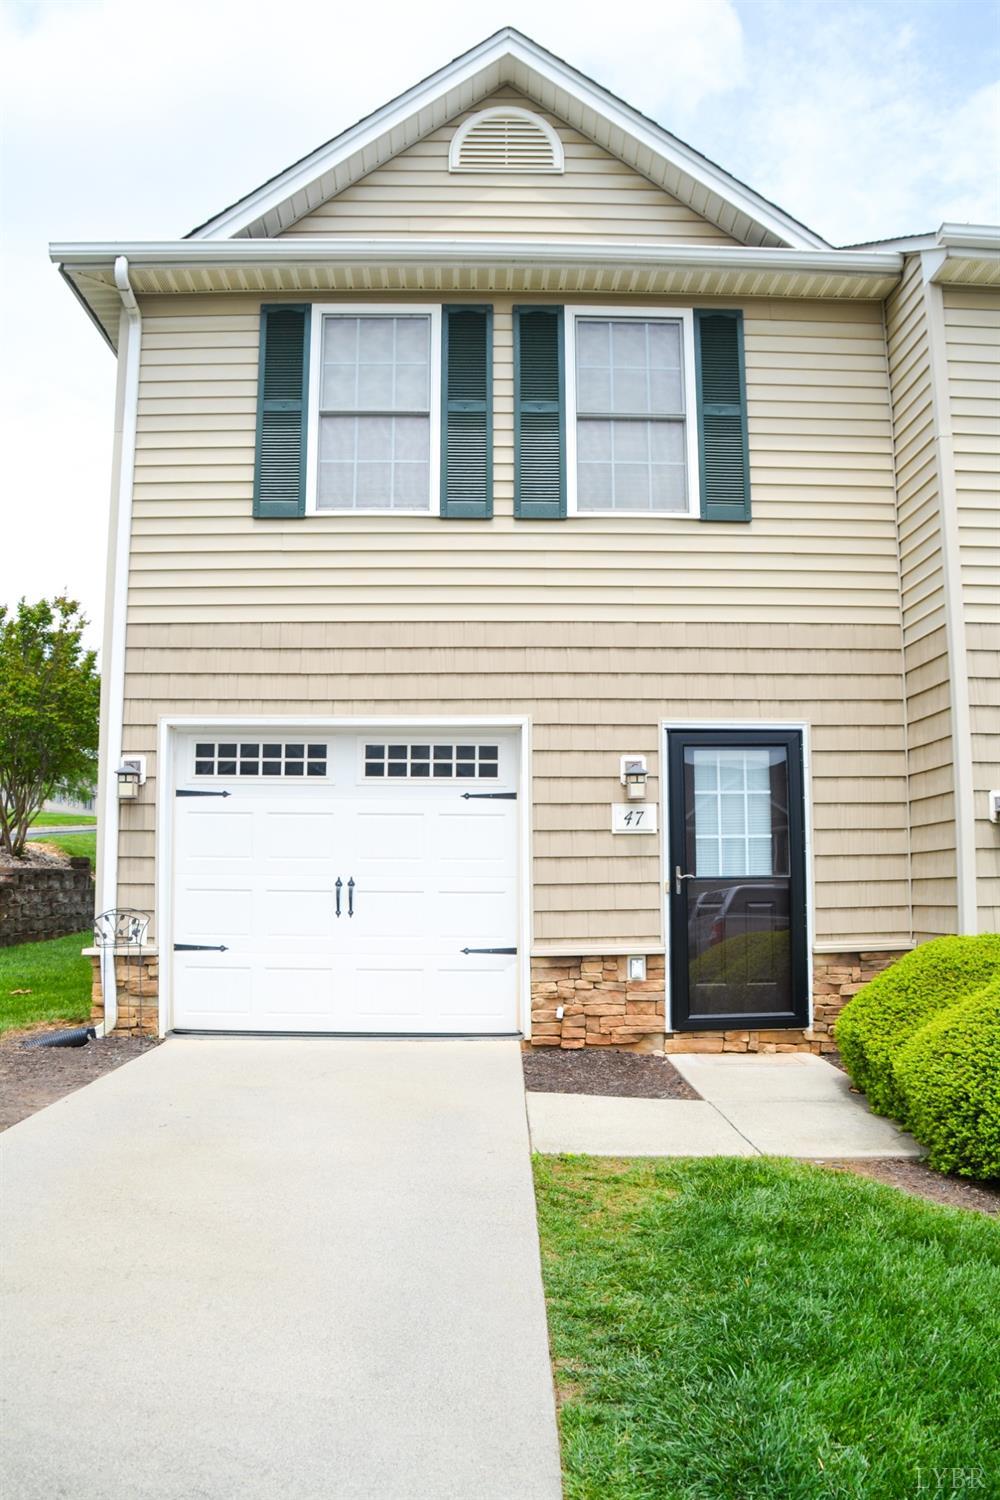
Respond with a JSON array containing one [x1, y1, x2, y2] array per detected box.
[[1, 0, 998, 644]]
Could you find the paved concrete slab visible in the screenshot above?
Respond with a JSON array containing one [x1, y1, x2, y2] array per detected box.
[[1, 1038, 562, 1500], [670, 1051, 855, 1103], [526, 1093, 759, 1156], [667, 1053, 923, 1158], [527, 1055, 922, 1161], [712, 1098, 923, 1158]]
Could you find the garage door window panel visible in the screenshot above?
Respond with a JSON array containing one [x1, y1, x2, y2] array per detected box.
[[194, 741, 328, 778], [363, 743, 499, 779]]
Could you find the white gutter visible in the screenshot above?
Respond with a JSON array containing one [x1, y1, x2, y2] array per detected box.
[[920, 252, 978, 933], [935, 223, 1000, 251], [96, 257, 142, 1031], [50, 239, 901, 277]]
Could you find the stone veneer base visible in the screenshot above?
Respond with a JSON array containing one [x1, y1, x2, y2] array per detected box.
[[530, 951, 902, 1052], [89, 948, 903, 1046], [89, 953, 160, 1035]]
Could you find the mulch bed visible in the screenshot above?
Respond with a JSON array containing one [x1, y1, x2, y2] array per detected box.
[[820, 1159, 1000, 1216], [523, 1046, 700, 1099], [0, 1026, 159, 1131]]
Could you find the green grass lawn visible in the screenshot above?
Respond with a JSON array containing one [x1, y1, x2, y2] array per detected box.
[[0, 930, 93, 1034], [534, 1156, 1000, 1500], [29, 811, 97, 827], [26, 829, 97, 863]]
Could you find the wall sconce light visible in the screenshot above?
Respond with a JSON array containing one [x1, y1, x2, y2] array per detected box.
[[116, 755, 147, 801], [620, 754, 648, 800]]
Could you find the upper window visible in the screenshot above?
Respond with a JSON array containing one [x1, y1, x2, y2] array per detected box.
[[313, 311, 436, 512], [449, 107, 564, 173], [570, 314, 694, 514]]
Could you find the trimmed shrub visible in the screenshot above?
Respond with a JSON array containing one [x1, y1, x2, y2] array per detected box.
[[834, 935, 1000, 1120], [895, 976, 1000, 1178]]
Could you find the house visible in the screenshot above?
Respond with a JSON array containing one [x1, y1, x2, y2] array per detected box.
[[52, 28, 999, 1049]]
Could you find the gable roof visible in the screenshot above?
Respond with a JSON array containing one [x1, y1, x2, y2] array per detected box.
[[188, 28, 829, 250]]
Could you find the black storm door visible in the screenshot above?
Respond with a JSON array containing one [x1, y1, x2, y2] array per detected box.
[[667, 729, 809, 1031]]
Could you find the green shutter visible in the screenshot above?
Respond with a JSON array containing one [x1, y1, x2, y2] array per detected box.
[[441, 305, 492, 519], [694, 309, 751, 522], [253, 303, 311, 518], [514, 306, 565, 519]]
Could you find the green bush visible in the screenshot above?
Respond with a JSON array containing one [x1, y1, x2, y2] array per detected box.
[[895, 976, 1000, 1178], [834, 935, 1000, 1119]]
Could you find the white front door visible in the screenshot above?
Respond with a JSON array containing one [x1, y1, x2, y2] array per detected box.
[[171, 731, 519, 1033]]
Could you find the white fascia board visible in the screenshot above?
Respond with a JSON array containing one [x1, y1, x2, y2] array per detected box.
[[183, 29, 828, 250], [50, 239, 900, 278]]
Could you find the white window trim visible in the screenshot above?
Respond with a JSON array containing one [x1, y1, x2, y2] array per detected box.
[[305, 302, 442, 517], [565, 305, 700, 520], [448, 105, 564, 173]]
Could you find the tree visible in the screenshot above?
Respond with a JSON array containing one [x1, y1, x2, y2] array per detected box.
[[0, 597, 100, 858]]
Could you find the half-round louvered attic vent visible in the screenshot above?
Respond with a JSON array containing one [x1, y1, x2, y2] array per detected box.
[[449, 107, 564, 173]]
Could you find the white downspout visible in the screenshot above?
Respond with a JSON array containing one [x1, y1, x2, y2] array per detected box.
[[97, 257, 142, 1030]]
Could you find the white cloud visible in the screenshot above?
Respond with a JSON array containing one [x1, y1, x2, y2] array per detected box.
[[683, 6, 999, 244]]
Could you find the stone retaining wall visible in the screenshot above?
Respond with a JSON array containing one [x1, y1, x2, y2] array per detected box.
[[530, 950, 902, 1052], [0, 858, 94, 947]]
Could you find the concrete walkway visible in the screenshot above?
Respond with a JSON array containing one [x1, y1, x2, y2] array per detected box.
[[527, 1052, 922, 1158], [1, 1039, 562, 1500]]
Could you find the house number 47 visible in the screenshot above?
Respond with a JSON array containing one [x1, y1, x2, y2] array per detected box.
[[611, 803, 658, 834]]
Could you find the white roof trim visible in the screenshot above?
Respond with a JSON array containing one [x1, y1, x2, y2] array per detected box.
[[51, 239, 902, 351], [52, 238, 895, 274], [187, 28, 828, 250]]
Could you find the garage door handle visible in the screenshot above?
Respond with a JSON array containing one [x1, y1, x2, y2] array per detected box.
[[347, 877, 355, 917], [461, 947, 517, 955], [335, 878, 342, 917]]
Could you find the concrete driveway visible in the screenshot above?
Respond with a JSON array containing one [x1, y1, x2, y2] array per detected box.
[[1, 1039, 562, 1500]]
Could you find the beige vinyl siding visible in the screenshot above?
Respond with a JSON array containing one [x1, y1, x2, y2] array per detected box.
[[885, 256, 957, 939], [283, 88, 739, 244], [119, 289, 910, 952], [944, 288, 1000, 931]]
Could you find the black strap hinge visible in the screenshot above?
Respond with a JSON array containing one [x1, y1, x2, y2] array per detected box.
[[176, 789, 231, 798], [461, 791, 516, 800], [461, 946, 517, 955], [173, 943, 228, 952]]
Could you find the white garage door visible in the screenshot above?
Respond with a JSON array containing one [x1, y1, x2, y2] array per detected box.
[[171, 731, 520, 1033]]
